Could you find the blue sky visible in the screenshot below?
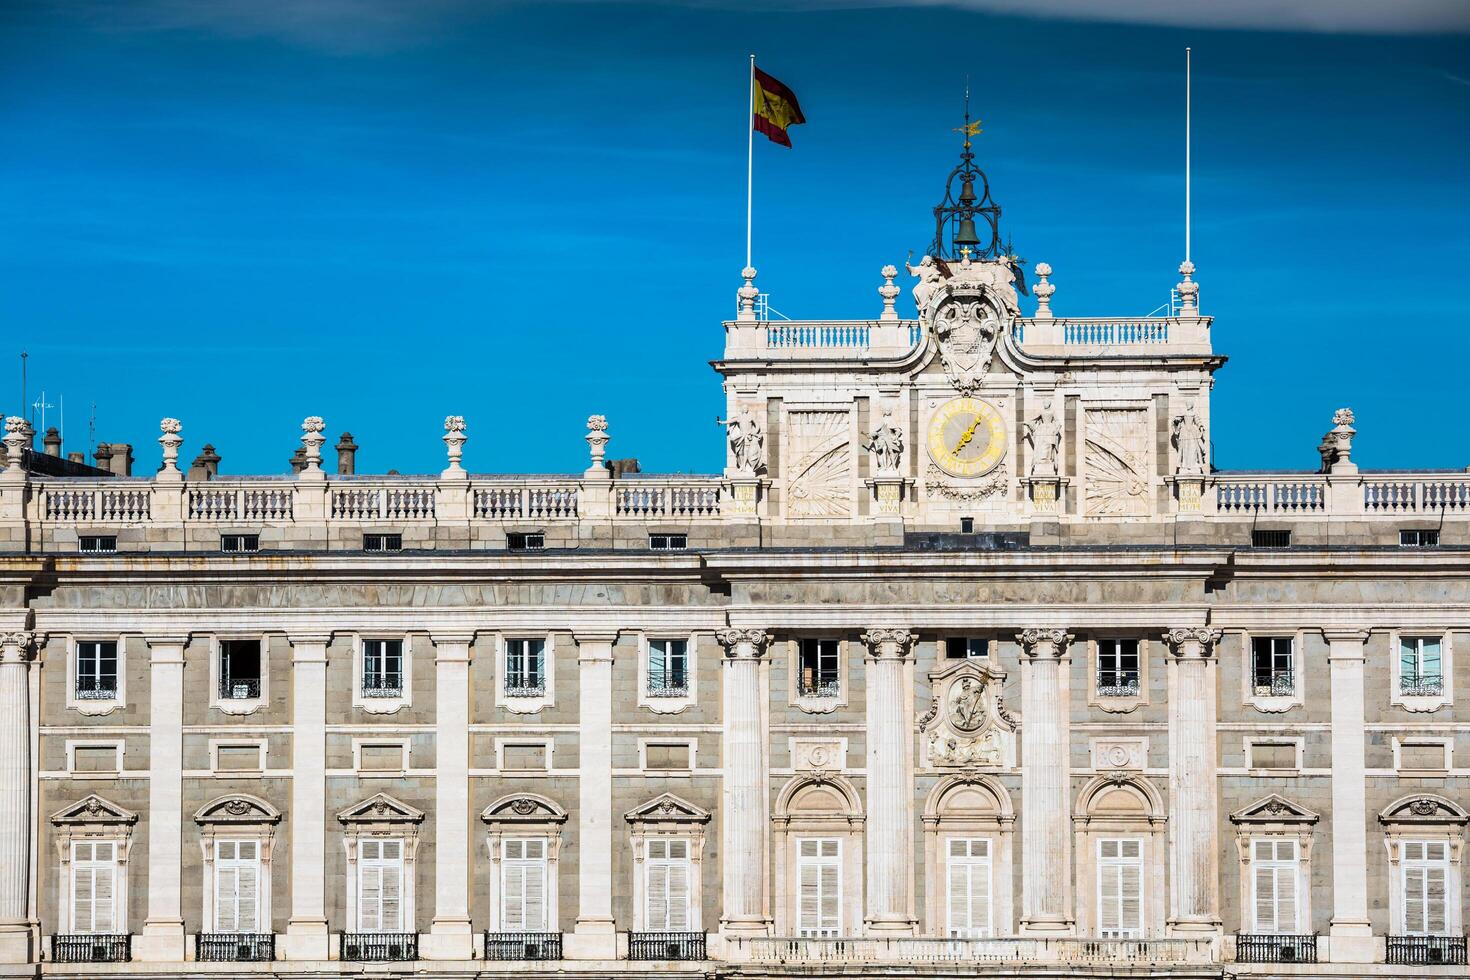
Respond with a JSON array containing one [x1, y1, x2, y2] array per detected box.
[[3, 1, 1467, 476]]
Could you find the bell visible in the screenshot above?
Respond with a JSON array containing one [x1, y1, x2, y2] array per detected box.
[[958, 176, 978, 205], [955, 215, 981, 248]]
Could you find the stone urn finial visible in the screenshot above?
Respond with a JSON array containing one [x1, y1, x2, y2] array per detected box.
[[1033, 262, 1055, 318], [299, 416, 326, 480], [442, 415, 467, 480], [2, 416, 29, 475], [878, 264, 900, 321], [737, 266, 759, 321], [584, 414, 610, 479], [1330, 407, 1356, 474], [1176, 260, 1199, 314], [157, 418, 183, 481]]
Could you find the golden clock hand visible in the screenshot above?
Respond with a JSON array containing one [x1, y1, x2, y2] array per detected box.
[[952, 414, 982, 456]]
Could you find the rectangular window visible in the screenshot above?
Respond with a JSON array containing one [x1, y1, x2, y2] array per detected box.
[[214, 838, 261, 933], [79, 535, 117, 554], [357, 838, 404, 933], [505, 639, 546, 697], [645, 838, 692, 932], [796, 838, 841, 937], [507, 532, 545, 551], [1251, 838, 1300, 934], [947, 638, 989, 660], [1252, 529, 1291, 548], [1400, 637, 1444, 696], [363, 533, 402, 553], [647, 639, 689, 697], [1402, 840, 1450, 936], [219, 640, 262, 700], [75, 641, 118, 700], [798, 639, 840, 698], [500, 838, 548, 932], [361, 639, 404, 698], [221, 533, 259, 553], [1097, 838, 1143, 939], [1097, 639, 1141, 697], [71, 840, 118, 934], [946, 838, 992, 938], [1252, 636, 1295, 696], [1400, 529, 1440, 547], [649, 533, 687, 550]]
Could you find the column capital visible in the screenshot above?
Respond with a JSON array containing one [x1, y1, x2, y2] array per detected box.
[[1322, 627, 1370, 644], [1162, 627, 1223, 658], [861, 628, 915, 659], [428, 630, 477, 646], [0, 630, 44, 662], [717, 628, 770, 659], [1017, 628, 1073, 657], [286, 631, 333, 645], [571, 629, 620, 645]]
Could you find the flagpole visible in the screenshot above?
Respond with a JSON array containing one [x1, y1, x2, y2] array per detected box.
[[746, 53, 755, 270], [1185, 46, 1191, 265]]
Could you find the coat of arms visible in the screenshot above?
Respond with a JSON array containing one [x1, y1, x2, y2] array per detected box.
[[912, 256, 1019, 395]]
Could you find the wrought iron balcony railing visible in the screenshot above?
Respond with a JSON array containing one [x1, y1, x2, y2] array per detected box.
[[628, 931, 706, 961], [1401, 673, 1445, 697], [195, 932, 274, 962], [1387, 935, 1467, 965], [361, 679, 404, 699], [504, 684, 546, 698], [340, 932, 417, 962], [1234, 933, 1318, 963], [647, 682, 689, 698], [74, 682, 118, 700], [219, 677, 262, 700], [51, 934, 130, 963], [483, 931, 562, 961], [798, 680, 841, 699], [1096, 672, 1141, 697], [1252, 670, 1296, 697]]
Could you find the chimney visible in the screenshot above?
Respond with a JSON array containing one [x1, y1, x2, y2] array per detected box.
[[607, 457, 641, 478], [42, 427, 62, 457], [66, 451, 84, 465], [188, 444, 221, 480], [289, 447, 307, 474], [93, 442, 113, 471], [108, 443, 134, 477], [336, 432, 358, 475]]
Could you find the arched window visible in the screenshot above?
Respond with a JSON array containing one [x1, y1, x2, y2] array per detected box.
[[336, 793, 425, 937], [1073, 776, 1166, 939], [194, 794, 281, 938], [481, 794, 567, 938], [1229, 794, 1318, 939], [773, 776, 864, 937], [1379, 795, 1467, 940], [921, 776, 1014, 937]]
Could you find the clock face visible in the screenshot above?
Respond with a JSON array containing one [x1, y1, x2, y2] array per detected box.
[[926, 397, 1007, 478]]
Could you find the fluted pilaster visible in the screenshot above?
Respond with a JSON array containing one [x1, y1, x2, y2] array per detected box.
[[1163, 627, 1222, 935], [1018, 628, 1074, 934], [861, 628, 916, 933], [718, 628, 771, 936], [0, 630, 40, 960]]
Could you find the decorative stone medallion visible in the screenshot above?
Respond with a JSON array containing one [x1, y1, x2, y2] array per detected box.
[[919, 659, 1015, 768]]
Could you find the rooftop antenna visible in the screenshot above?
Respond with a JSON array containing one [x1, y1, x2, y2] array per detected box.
[[31, 390, 54, 433]]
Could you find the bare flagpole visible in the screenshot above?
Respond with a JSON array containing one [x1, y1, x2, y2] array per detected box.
[[1185, 46, 1192, 264], [746, 53, 755, 269]]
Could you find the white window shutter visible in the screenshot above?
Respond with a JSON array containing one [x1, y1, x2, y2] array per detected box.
[[1405, 866, 1426, 933], [947, 858, 970, 935], [381, 862, 403, 933], [73, 865, 95, 934], [360, 863, 382, 932], [798, 860, 819, 934], [525, 856, 546, 932], [1426, 865, 1447, 934], [667, 860, 691, 931], [1120, 860, 1142, 932], [216, 864, 239, 932], [1276, 863, 1298, 933], [647, 862, 669, 931], [1100, 861, 1121, 932], [818, 859, 840, 933]]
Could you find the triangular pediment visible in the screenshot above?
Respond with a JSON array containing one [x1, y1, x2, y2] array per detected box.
[[194, 794, 281, 826], [337, 792, 424, 825], [624, 792, 710, 825], [482, 793, 568, 825], [927, 657, 1006, 685], [1231, 794, 1319, 825], [51, 794, 137, 827]]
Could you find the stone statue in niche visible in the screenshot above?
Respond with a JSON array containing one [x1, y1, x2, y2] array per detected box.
[[863, 410, 904, 473], [1024, 399, 1061, 478], [717, 405, 766, 475], [1172, 401, 1208, 475]]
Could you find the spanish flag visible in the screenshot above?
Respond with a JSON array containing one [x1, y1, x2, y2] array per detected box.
[[753, 66, 805, 148]]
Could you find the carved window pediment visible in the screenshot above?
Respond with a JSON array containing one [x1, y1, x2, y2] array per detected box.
[[1380, 794, 1469, 829], [920, 660, 1015, 769], [50, 794, 137, 828], [336, 792, 424, 827], [481, 794, 568, 827], [194, 794, 281, 828], [624, 792, 711, 827], [1231, 794, 1321, 827]]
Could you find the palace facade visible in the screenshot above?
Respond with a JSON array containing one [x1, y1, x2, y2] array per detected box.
[[0, 146, 1467, 980]]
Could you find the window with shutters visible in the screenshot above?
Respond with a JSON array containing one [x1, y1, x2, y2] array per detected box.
[[946, 838, 993, 937], [70, 840, 119, 934], [796, 838, 842, 937], [1250, 838, 1301, 934], [213, 839, 262, 933], [1401, 841, 1450, 936], [500, 838, 549, 932], [357, 838, 406, 933], [644, 838, 693, 932], [1096, 838, 1143, 938]]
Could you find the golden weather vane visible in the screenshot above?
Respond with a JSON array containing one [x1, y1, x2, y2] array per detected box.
[[951, 78, 982, 149]]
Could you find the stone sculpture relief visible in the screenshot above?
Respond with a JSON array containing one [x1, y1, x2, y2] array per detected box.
[[918, 659, 1015, 768], [863, 410, 904, 474], [784, 410, 852, 518], [1024, 399, 1062, 478], [1171, 401, 1208, 476], [718, 405, 766, 475], [1084, 408, 1151, 517]]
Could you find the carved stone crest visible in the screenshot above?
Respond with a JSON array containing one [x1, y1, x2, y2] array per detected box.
[[919, 259, 1016, 394], [919, 659, 1016, 768]]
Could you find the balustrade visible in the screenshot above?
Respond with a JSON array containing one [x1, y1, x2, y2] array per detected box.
[[726, 937, 1211, 965]]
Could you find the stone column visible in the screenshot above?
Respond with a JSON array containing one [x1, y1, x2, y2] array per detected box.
[[717, 628, 771, 937], [1163, 627, 1223, 935], [0, 631, 40, 964], [136, 635, 187, 961], [1018, 628, 1074, 934], [862, 628, 916, 934], [282, 634, 330, 960], [567, 630, 617, 959], [1326, 628, 1373, 962], [424, 633, 473, 959]]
